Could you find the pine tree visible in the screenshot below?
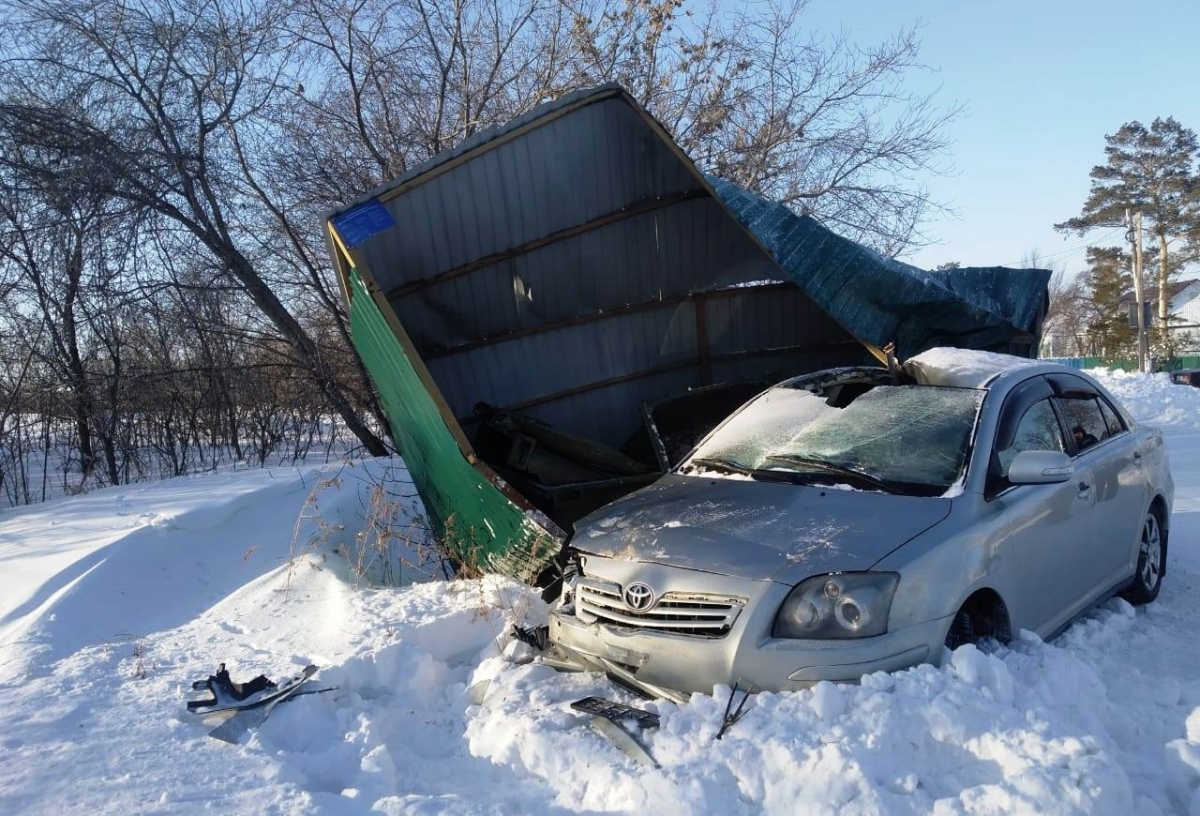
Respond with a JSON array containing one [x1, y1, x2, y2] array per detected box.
[[1056, 118, 1200, 341], [1082, 246, 1135, 357]]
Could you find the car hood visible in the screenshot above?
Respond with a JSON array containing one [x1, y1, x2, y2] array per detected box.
[[573, 474, 952, 584]]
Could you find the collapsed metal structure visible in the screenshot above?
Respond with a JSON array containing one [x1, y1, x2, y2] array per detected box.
[[324, 84, 1050, 577]]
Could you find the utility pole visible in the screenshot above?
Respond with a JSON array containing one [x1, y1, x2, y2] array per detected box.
[[1136, 212, 1149, 371], [1127, 208, 1148, 373]]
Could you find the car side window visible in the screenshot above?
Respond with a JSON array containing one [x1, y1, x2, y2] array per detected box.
[[1096, 397, 1125, 437], [996, 398, 1065, 478], [1056, 395, 1108, 453]]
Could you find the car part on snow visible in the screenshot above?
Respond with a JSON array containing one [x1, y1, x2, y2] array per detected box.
[[466, 678, 496, 706], [571, 696, 661, 729], [715, 682, 755, 740], [189, 662, 275, 702], [511, 624, 550, 651], [207, 683, 337, 745], [187, 664, 317, 715], [571, 696, 660, 768]]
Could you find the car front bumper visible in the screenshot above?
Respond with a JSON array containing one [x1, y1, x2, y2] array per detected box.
[[546, 556, 951, 695]]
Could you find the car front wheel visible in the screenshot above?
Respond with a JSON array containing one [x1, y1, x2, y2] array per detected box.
[[1121, 508, 1164, 605]]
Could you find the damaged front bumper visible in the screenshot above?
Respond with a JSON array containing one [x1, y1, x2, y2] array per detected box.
[[545, 556, 949, 696]]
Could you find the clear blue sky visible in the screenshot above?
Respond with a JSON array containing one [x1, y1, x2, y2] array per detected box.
[[795, 0, 1200, 272]]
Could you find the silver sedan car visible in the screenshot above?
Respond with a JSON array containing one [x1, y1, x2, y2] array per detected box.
[[545, 350, 1173, 697]]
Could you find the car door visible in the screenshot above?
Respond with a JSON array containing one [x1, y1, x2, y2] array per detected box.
[[1049, 375, 1145, 592], [988, 376, 1095, 635]]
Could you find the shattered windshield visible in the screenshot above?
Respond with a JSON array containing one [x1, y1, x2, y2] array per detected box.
[[681, 384, 984, 496]]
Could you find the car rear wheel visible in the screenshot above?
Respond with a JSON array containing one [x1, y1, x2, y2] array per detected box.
[[1121, 508, 1164, 605]]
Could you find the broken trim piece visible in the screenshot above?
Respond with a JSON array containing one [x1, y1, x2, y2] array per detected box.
[[597, 657, 690, 706]]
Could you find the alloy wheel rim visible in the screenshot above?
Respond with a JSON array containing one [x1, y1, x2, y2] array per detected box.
[[1141, 514, 1162, 590]]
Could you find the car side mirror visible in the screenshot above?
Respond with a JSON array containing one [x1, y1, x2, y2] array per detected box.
[[1007, 450, 1073, 485]]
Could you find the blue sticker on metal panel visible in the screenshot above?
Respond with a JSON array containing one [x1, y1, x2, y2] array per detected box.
[[331, 200, 396, 248]]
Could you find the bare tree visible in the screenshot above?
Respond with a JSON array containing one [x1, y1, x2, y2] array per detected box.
[[0, 0, 388, 456], [1043, 269, 1096, 357], [1023, 250, 1094, 358], [0, 169, 133, 485], [567, 0, 959, 254]]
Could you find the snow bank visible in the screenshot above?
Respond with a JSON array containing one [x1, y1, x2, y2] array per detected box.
[[1088, 368, 1200, 429], [0, 456, 434, 678], [1086, 369, 1200, 515]]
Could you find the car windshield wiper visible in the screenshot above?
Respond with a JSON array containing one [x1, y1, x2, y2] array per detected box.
[[761, 454, 900, 494], [685, 457, 755, 476], [691, 455, 917, 495], [689, 457, 830, 486]]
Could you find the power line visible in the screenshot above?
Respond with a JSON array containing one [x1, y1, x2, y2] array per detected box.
[[995, 227, 1125, 268]]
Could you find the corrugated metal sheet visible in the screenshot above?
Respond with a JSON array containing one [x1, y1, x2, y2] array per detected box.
[[391, 197, 759, 355]]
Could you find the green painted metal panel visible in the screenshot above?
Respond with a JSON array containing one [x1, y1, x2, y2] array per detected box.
[[345, 269, 561, 580]]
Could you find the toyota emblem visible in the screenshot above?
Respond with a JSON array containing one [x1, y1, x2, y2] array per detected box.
[[622, 582, 656, 611]]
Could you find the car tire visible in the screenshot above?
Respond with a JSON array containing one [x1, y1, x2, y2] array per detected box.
[[1121, 507, 1165, 605], [944, 607, 976, 651]]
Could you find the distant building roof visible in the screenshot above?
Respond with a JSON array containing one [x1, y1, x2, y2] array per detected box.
[[1119, 278, 1200, 305]]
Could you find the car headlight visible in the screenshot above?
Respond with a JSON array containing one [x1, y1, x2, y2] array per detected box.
[[772, 572, 900, 639]]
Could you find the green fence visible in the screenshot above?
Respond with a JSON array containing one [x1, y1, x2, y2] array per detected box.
[[1040, 355, 1200, 372]]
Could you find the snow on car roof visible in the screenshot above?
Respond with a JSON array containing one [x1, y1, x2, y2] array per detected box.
[[904, 347, 1041, 389]]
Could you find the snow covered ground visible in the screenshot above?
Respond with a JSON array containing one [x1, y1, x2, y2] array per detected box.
[[2, 370, 1200, 816]]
